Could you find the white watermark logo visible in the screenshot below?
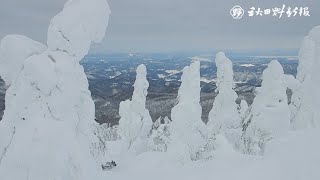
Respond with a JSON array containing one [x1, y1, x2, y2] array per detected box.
[[230, 5, 244, 19], [230, 4, 310, 19]]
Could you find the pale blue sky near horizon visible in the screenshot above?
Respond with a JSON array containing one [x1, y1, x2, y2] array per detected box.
[[0, 0, 319, 53]]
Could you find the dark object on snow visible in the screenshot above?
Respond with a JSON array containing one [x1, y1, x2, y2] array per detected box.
[[102, 161, 117, 171]]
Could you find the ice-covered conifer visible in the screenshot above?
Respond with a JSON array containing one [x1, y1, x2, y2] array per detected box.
[[207, 52, 242, 148], [241, 60, 291, 155], [148, 117, 171, 152], [168, 60, 207, 162], [290, 26, 320, 129], [0, 35, 47, 86], [0, 0, 111, 179], [118, 64, 153, 155], [239, 100, 249, 120]]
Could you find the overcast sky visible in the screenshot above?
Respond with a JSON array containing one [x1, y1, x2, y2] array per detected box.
[[0, 0, 319, 53]]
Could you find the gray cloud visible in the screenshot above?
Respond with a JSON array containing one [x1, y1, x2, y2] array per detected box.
[[0, 0, 65, 42], [0, 0, 319, 53]]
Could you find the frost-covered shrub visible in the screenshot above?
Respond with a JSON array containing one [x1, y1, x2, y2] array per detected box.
[[195, 134, 236, 160], [195, 136, 217, 160], [95, 123, 121, 142], [91, 123, 120, 163], [148, 117, 171, 152]]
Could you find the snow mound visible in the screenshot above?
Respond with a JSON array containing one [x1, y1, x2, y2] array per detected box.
[[264, 129, 320, 180]]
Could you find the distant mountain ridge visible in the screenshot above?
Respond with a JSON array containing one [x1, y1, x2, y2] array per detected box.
[[0, 54, 298, 124]]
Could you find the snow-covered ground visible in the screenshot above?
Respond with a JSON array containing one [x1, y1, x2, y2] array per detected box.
[[103, 128, 320, 180], [240, 63, 255, 67]]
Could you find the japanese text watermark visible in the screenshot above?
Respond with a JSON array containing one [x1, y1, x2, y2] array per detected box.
[[230, 4, 310, 19]]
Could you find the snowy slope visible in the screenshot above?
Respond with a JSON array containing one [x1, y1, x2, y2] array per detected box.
[[104, 129, 320, 180]]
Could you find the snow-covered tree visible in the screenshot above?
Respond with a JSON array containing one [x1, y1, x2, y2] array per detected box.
[[168, 60, 208, 162], [95, 123, 120, 142], [290, 26, 320, 129], [0, 35, 47, 86], [148, 117, 171, 152], [207, 52, 242, 149], [118, 64, 153, 155], [0, 0, 110, 179], [241, 60, 292, 155], [239, 100, 249, 120], [91, 123, 120, 163]]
